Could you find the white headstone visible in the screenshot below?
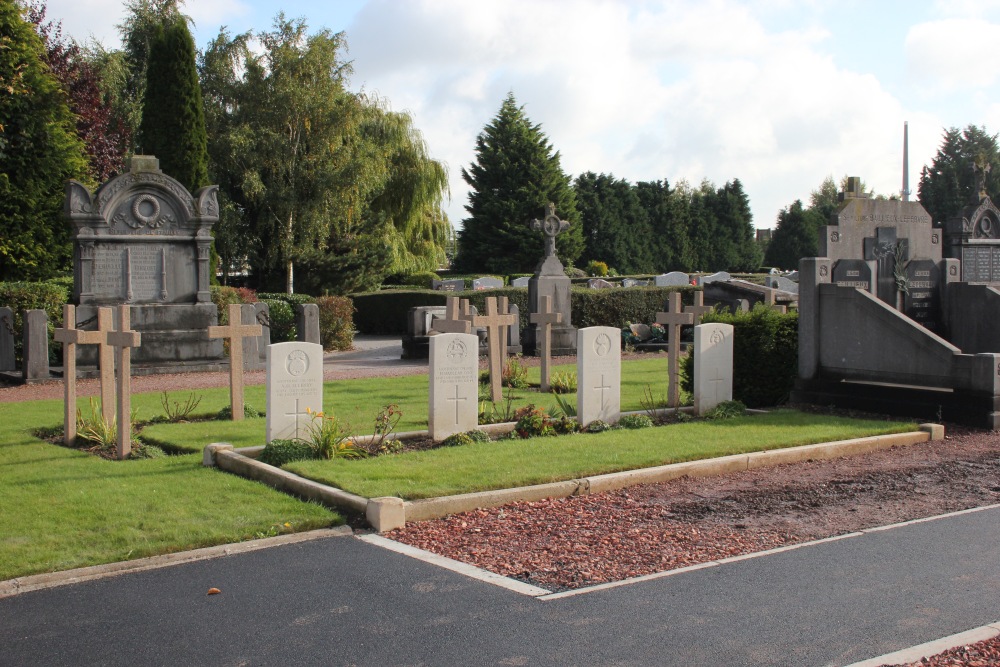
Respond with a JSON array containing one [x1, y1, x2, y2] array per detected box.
[[266, 341, 324, 442], [577, 326, 621, 427], [587, 278, 614, 289], [696, 271, 731, 286], [693, 323, 734, 416], [655, 272, 690, 287], [429, 333, 480, 440], [511, 276, 531, 287]]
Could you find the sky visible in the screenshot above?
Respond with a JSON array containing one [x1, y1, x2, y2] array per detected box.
[[40, 0, 1000, 232]]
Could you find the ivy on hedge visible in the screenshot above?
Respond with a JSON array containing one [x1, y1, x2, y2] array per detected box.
[[680, 304, 798, 408]]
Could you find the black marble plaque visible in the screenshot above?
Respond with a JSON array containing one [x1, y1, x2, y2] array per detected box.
[[962, 246, 995, 282], [831, 259, 871, 290], [432, 279, 465, 292], [904, 259, 941, 331]]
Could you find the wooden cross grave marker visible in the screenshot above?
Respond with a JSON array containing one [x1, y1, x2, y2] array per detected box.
[[107, 305, 141, 459], [209, 303, 263, 421], [655, 292, 695, 409], [529, 295, 562, 392], [54, 305, 115, 446], [473, 297, 518, 402], [433, 297, 472, 335], [684, 291, 714, 323], [763, 290, 787, 314]]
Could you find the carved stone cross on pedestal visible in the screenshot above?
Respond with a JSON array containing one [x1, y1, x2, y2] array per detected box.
[[530, 202, 570, 259], [473, 297, 518, 402], [655, 292, 694, 409], [530, 295, 562, 392], [54, 304, 114, 446], [107, 305, 141, 459], [209, 303, 263, 421]]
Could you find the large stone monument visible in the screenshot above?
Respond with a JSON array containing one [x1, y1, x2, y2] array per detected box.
[[524, 203, 577, 356], [793, 176, 1000, 428], [66, 155, 225, 374]]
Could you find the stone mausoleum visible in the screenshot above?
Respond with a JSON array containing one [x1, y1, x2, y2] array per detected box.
[[66, 156, 226, 373]]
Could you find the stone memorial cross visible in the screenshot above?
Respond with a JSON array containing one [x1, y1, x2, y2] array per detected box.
[[54, 304, 114, 446], [433, 297, 472, 335], [209, 303, 263, 421], [529, 295, 562, 392], [107, 305, 141, 459], [684, 291, 714, 323], [655, 292, 694, 408], [472, 297, 518, 402], [530, 202, 570, 258]]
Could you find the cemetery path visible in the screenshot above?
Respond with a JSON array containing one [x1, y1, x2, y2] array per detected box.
[[0, 505, 997, 666]]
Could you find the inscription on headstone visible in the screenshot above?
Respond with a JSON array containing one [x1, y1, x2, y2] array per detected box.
[[831, 260, 872, 290], [904, 260, 942, 331]]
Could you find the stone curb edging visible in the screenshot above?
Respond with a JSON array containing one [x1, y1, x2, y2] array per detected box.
[[206, 424, 942, 532], [844, 620, 1000, 667], [0, 526, 352, 600]]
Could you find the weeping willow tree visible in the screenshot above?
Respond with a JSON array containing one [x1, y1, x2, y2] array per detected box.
[[201, 16, 450, 293]]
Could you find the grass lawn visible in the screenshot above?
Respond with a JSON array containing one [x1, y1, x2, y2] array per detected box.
[[0, 396, 339, 582], [0, 356, 915, 581], [286, 410, 917, 500]]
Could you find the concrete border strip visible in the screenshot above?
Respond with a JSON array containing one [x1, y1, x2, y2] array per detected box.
[[844, 621, 1000, 667], [357, 534, 551, 597], [0, 526, 352, 599]]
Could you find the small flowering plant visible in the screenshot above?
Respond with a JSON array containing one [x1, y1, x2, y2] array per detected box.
[[303, 407, 362, 459]]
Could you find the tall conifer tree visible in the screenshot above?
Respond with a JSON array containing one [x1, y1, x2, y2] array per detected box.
[[137, 16, 207, 191], [456, 93, 583, 273]]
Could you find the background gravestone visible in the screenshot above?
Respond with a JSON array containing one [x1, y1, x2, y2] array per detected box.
[[21, 310, 49, 383], [254, 302, 270, 366], [67, 156, 224, 373], [655, 272, 690, 287], [0, 307, 14, 372], [295, 303, 320, 345], [944, 195, 1000, 282], [473, 277, 504, 290], [525, 203, 577, 356]]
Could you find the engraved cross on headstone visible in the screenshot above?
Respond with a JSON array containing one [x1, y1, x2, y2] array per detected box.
[[284, 399, 312, 439], [655, 292, 694, 409], [208, 303, 263, 421], [473, 297, 518, 402], [107, 305, 141, 459], [447, 384, 466, 424], [594, 373, 612, 411], [530, 295, 562, 392], [530, 202, 570, 259]]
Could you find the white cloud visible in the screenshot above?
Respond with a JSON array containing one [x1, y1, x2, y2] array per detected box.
[[906, 18, 1000, 92], [41, 0, 126, 47]]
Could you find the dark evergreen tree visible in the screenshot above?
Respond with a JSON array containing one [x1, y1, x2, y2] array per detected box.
[[0, 2, 88, 280], [708, 178, 761, 271], [764, 200, 824, 270], [574, 172, 652, 274], [918, 125, 1000, 225], [455, 93, 583, 273], [137, 17, 207, 191], [636, 180, 695, 272]]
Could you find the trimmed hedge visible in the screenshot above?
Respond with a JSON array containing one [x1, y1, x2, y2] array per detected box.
[[262, 299, 296, 343], [680, 305, 798, 408], [351, 285, 697, 335]]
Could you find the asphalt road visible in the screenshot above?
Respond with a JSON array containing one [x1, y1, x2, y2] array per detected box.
[[2, 505, 998, 666]]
